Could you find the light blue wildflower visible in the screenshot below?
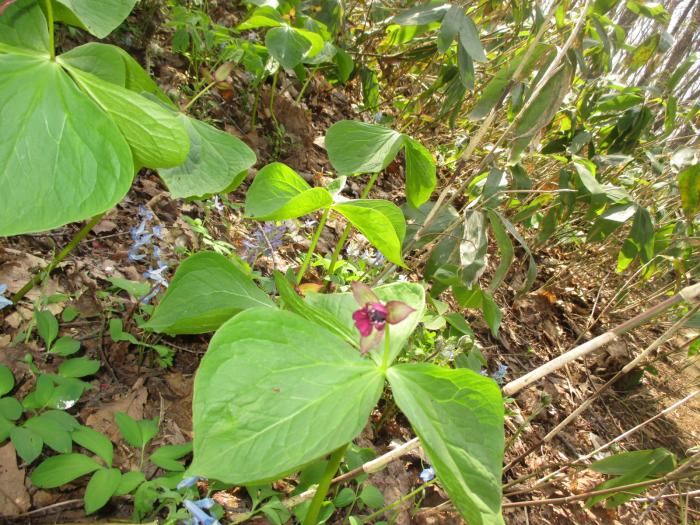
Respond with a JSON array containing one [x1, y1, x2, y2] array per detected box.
[[0, 284, 12, 311], [419, 466, 435, 482], [177, 476, 202, 490], [211, 196, 225, 214], [183, 499, 220, 525], [491, 364, 508, 385]]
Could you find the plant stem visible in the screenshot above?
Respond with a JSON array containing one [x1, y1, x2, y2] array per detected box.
[[269, 68, 280, 126], [362, 481, 434, 523], [381, 325, 391, 370], [184, 80, 216, 112], [11, 213, 105, 304], [44, 0, 55, 60], [297, 208, 330, 285], [327, 172, 380, 276], [303, 444, 348, 525], [296, 65, 320, 104], [251, 80, 263, 127]]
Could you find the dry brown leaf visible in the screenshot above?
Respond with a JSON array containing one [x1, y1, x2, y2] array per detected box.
[[0, 443, 31, 516], [83, 378, 148, 442]]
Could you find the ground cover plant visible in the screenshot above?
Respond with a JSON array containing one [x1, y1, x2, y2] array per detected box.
[[0, 0, 699, 524]]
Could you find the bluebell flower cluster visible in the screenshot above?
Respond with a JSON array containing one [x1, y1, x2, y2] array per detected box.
[[419, 466, 435, 482], [241, 222, 287, 265], [177, 476, 202, 490], [183, 498, 220, 525], [0, 284, 12, 311], [491, 364, 508, 385], [210, 196, 225, 214], [128, 205, 168, 304]]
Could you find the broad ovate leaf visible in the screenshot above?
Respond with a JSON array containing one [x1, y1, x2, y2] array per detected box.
[[190, 308, 385, 484], [404, 137, 437, 208], [0, 54, 133, 236], [53, 0, 138, 39], [305, 281, 425, 366], [0, 0, 49, 54], [58, 42, 172, 104], [158, 115, 256, 199], [331, 199, 407, 266], [66, 66, 189, 169], [387, 364, 504, 525], [245, 162, 332, 220], [326, 121, 405, 175], [265, 25, 312, 70], [146, 252, 275, 335], [677, 164, 699, 220], [84, 468, 122, 514]]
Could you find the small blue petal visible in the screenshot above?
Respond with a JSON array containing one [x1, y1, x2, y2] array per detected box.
[[177, 476, 201, 490], [0, 296, 13, 311], [419, 466, 435, 482], [0, 284, 7, 294], [184, 500, 217, 525], [193, 498, 215, 510]]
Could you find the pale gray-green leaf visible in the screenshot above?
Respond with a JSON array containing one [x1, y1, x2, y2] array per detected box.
[[326, 121, 405, 175], [54, 0, 138, 38]]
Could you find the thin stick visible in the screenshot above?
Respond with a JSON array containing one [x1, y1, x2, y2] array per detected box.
[[504, 305, 700, 472], [10, 213, 105, 304], [506, 389, 700, 494], [502, 281, 700, 396]]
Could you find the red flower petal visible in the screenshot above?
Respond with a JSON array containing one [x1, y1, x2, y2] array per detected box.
[[352, 307, 374, 337]]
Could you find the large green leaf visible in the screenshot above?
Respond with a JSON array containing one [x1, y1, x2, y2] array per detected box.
[[58, 42, 172, 104], [158, 115, 257, 199], [404, 137, 437, 208], [265, 25, 312, 70], [331, 199, 406, 266], [0, 54, 133, 236], [304, 282, 425, 366], [245, 162, 332, 220], [326, 120, 405, 175], [510, 61, 573, 161], [387, 364, 504, 525], [469, 44, 552, 120], [190, 308, 385, 484], [0, 0, 49, 54], [54, 0, 138, 38], [146, 252, 275, 335], [31, 453, 102, 488], [66, 66, 188, 169], [628, 33, 659, 71]]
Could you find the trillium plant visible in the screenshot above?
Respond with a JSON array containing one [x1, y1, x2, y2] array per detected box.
[[145, 251, 506, 525]]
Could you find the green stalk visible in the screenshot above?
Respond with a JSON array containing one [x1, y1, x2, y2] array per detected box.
[[44, 0, 55, 60], [302, 444, 349, 525], [327, 171, 380, 276], [296, 65, 320, 104], [297, 208, 331, 285], [184, 80, 216, 112], [11, 213, 105, 304], [381, 325, 391, 370], [269, 68, 280, 126]]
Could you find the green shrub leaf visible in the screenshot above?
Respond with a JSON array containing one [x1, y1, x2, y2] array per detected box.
[[31, 453, 102, 488], [146, 252, 275, 335], [53, 0, 138, 39], [190, 308, 384, 484], [72, 425, 114, 466], [331, 200, 407, 266], [387, 364, 504, 525], [326, 120, 405, 175], [158, 116, 256, 198], [245, 163, 332, 220], [0, 54, 133, 236], [84, 468, 122, 514]]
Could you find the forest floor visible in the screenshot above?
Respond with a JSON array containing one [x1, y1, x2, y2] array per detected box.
[[1, 3, 699, 524]]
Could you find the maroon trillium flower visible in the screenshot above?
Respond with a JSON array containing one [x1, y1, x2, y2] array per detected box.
[[351, 282, 415, 355]]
